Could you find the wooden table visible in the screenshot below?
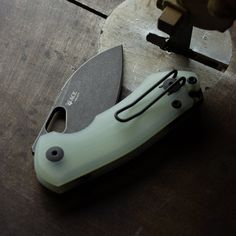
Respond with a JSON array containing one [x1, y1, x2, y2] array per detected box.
[[0, 0, 236, 235]]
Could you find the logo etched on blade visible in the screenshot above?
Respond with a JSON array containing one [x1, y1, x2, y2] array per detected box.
[[66, 90, 80, 106]]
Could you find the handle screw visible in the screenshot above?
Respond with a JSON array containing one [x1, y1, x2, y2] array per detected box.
[[172, 100, 182, 109], [46, 147, 64, 162]]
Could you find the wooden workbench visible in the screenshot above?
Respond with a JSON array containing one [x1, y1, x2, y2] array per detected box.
[[0, 0, 236, 235]]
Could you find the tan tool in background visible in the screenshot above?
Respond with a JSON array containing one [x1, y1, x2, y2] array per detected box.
[[158, 0, 234, 32], [146, 0, 234, 71]]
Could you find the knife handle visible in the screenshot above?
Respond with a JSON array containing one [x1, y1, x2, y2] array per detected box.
[[34, 71, 202, 193]]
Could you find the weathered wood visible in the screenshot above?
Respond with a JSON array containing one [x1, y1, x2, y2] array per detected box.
[[1, 0, 236, 235], [0, 0, 106, 235], [74, 0, 125, 15]]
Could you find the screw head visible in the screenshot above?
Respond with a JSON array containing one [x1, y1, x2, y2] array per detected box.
[[187, 76, 197, 85], [162, 78, 179, 94], [46, 147, 64, 162], [172, 100, 182, 109]]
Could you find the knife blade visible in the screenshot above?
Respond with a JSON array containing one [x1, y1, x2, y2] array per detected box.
[[32, 46, 123, 153]]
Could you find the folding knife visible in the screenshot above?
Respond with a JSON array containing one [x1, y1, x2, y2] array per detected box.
[[33, 46, 203, 193]]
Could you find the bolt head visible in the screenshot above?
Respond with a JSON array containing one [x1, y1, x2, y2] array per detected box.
[[172, 100, 182, 109], [46, 147, 64, 162], [187, 76, 197, 85]]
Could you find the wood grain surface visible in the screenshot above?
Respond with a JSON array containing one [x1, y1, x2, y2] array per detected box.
[[0, 0, 236, 235]]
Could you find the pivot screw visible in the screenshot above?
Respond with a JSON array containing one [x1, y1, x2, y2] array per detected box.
[[187, 76, 197, 85], [172, 100, 182, 109], [46, 147, 64, 162]]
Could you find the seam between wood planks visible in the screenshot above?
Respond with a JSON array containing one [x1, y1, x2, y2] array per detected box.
[[66, 0, 108, 19]]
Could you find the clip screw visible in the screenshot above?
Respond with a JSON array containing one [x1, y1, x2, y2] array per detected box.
[[187, 76, 197, 85]]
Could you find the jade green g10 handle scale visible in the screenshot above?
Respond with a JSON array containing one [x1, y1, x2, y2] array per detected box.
[[33, 68, 203, 193]]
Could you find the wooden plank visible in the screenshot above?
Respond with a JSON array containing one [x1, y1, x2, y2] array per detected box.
[[74, 0, 125, 15], [0, 0, 107, 235], [1, 0, 236, 235]]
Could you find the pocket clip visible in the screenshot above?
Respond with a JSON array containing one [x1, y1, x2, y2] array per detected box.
[[114, 70, 186, 122]]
